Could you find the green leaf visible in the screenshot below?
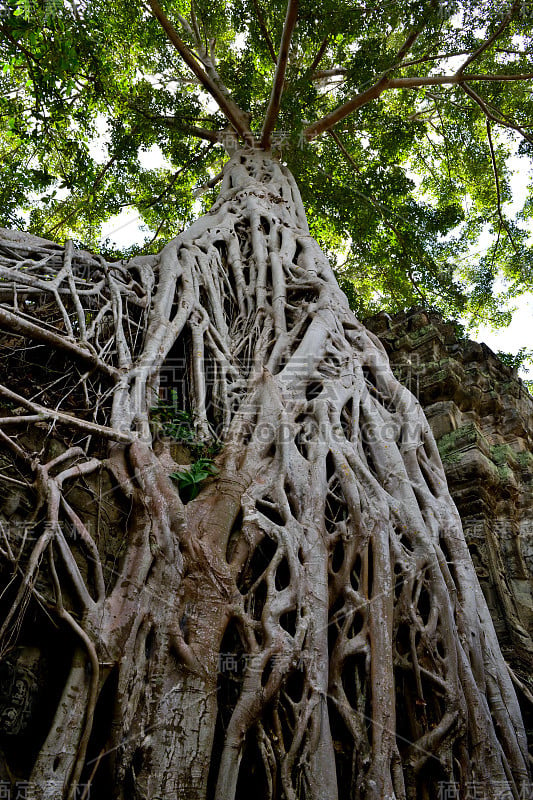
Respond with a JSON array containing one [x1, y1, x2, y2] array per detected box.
[[0, 0, 531, 331]]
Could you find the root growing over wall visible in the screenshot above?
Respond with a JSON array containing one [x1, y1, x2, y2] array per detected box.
[[0, 150, 529, 799]]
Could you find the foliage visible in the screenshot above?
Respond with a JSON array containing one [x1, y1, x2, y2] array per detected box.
[[151, 389, 220, 499], [496, 345, 533, 371], [496, 345, 533, 392], [0, 0, 532, 325], [151, 390, 197, 446], [170, 458, 219, 501]]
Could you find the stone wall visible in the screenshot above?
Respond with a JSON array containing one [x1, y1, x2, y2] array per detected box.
[[366, 308, 533, 689]]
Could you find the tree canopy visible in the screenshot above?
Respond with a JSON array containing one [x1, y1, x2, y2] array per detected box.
[[1, 0, 532, 323]]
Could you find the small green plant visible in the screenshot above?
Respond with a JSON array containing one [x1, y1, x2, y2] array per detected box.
[[170, 458, 218, 501], [151, 390, 196, 445], [151, 390, 221, 500]]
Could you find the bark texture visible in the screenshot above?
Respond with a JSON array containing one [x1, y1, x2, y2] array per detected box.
[[366, 308, 533, 672], [0, 151, 530, 800]]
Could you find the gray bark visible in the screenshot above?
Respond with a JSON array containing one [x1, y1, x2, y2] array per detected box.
[[0, 150, 529, 799]]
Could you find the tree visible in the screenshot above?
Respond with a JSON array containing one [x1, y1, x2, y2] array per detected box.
[[2, 0, 533, 321], [0, 1, 531, 799]]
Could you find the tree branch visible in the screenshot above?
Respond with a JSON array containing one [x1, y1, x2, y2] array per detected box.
[[141, 143, 215, 211], [260, 0, 299, 148], [485, 118, 505, 232], [188, 1, 203, 53], [0, 384, 134, 443], [484, 118, 520, 254], [0, 306, 119, 378], [456, 0, 521, 75], [388, 72, 533, 87], [193, 169, 225, 197], [250, 0, 277, 64], [398, 50, 475, 70], [146, 0, 251, 140], [0, 414, 45, 425], [0, 22, 41, 64], [157, 120, 224, 142], [393, 27, 423, 64], [460, 81, 533, 144], [309, 35, 329, 74], [304, 26, 422, 140], [0, 427, 31, 464], [304, 72, 533, 140], [397, 47, 532, 71], [304, 75, 391, 140], [128, 104, 225, 143], [312, 68, 348, 81]]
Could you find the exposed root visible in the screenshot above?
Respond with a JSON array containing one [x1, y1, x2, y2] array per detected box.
[[0, 152, 529, 799]]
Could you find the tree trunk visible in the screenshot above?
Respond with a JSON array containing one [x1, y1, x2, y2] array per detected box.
[[0, 149, 530, 799]]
